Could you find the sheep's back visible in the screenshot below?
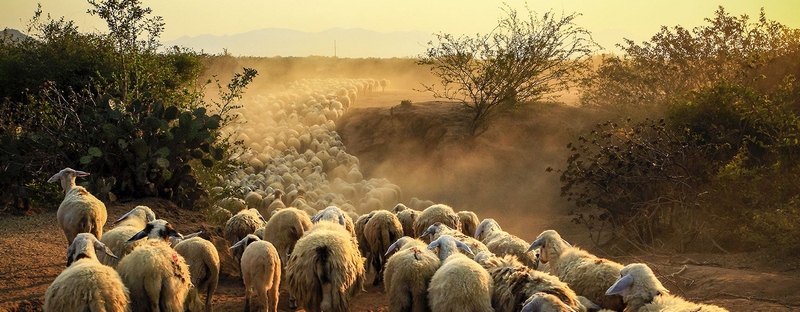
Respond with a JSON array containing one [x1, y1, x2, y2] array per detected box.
[[485, 233, 537, 268], [428, 254, 493, 312], [57, 187, 108, 241], [641, 294, 729, 312], [364, 211, 404, 256], [384, 246, 440, 298], [117, 241, 191, 312], [98, 226, 145, 268], [554, 248, 623, 310], [174, 237, 220, 293], [44, 259, 130, 312]]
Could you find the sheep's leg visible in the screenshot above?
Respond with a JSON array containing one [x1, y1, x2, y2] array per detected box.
[[205, 288, 213, 312], [371, 255, 383, 286], [145, 277, 162, 312], [244, 289, 251, 312], [267, 284, 279, 312]]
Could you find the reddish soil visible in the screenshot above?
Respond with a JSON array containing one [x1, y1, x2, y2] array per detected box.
[[1, 89, 799, 311]]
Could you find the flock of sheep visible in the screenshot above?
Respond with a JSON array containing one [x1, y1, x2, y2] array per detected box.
[[40, 77, 730, 312]]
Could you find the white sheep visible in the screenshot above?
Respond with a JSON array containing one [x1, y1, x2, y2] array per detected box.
[[521, 292, 578, 312], [174, 236, 220, 312], [284, 220, 365, 312], [383, 236, 440, 312], [226, 208, 268, 276], [528, 230, 624, 311], [473, 251, 584, 312], [413, 204, 460, 242], [396, 208, 419, 238], [474, 218, 538, 268], [457, 210, 480, 238], [117, 219, 192, 312], [363, 210, 404, 285], [48, 168, 108, 244], [98, 205, 156, 268], [256, 207, 313, 266], [427, 235, 493, 312], [606, 263, 729, 312], [44, 233, 130, 312], [230, 234, 281, 312], [420, 222, 489, 257]]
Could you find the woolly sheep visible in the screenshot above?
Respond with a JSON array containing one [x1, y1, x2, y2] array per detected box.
[[363, 210, 404, 285], [255, 207, 313, 266], [44, 233, 130, 312], [285, 220, 365, 312], [355, 211, 376, 274], [420, 222, 489, 257], [312, 205, 355, 236], [395, 208, 419, 238], [231, 235, 281, 312], [383, 236, 440, 312], [427, 235, 493, 312], [521, 293, 578, 312], [413, 204, 460, 242], [457, 210, 480, 238], [48, 168, 108, 244], [174, 237, 220, 312], [473, 251, 584, 312], [98, 205, 156, 268], [528, 230, 624, 311], [475, 218, 538, 268], [606, 263, 729, 312], [117, 219, 192, 312], [226, 208, 268, 275]]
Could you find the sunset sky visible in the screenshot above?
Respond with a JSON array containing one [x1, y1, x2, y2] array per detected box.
[[2, 0, 799, 57]]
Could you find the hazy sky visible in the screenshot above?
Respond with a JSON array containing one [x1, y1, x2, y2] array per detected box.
[[3, 0, 799, 56]]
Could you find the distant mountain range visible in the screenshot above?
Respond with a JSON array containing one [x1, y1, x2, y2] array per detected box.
[[163, 28, 435, 58]]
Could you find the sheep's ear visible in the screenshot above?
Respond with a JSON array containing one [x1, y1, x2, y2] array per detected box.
[[419, 225, 434, 238], [427, 238, 440, 250], [385, 239, 403, 256], [183, 231, 202, 239], [114, 210, 134, 224], [94, 239, 118, 259], [74, 170, 90, 177], [526, 237, 545, 253], [66, 243, 76, 267], [455, 240, 474, 256], [473, 223, 484, 239], [47, 171, 63, 183], [606, 274, 634, 295], [128, 230, 148, 242], [230, 236, 248, 250], [561, 239, 572, 247], [146, 211, 156, 222]]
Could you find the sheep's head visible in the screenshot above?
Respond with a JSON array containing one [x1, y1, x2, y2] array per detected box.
[[67, 233, 116, 267], [391, 203, 408, 214], [114, 205, 156, 225], [474, 218, 501, 240], [526, 229, 571, 264], [47, 168, 90, 193], [128, 219, 183, 243], [428, 234, 472, 261], [385, 236, 415, 256], [419, 222, 450, 240], [606, 263, 668, 301], [521, 293, 575, 312], [230, 234, 261, 251]]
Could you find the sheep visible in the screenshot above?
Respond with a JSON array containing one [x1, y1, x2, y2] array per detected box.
[[521, 293, 578, 312], [413, 204, 460, 242], [474, 218, 538, 268], [383, 237, 440, 312], [312, 205, 355, 236], [473, 251, 584, 312], [363, 210, 404, 285], [420, 222, 489, 257], [606, 263, 729, 312], [117, 219, 192, 312], [354, 211, 376, 274], [44, 233, 130, 312], [427, 235, 493, 312], [395, 208, 418, 237], [528, 230, 624, 311], [226, 208, 268, 276], [457, 210, 480, 238], [48, 168, 108, 244], [256, 207, 313, 266], [174, 237, 220, 312], [230, 235, 281, 312], [98, 205, 157, 268], [284, 220, 365, 312]]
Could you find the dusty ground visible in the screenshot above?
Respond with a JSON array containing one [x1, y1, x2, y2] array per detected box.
[[1, 89, 799, 311]]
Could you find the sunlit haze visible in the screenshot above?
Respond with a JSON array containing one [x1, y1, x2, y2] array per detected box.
[[2, 0, 799, 57]]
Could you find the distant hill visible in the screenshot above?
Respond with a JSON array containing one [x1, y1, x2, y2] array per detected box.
[[163, 28, 434, 58], [1, 28, 31, 44]]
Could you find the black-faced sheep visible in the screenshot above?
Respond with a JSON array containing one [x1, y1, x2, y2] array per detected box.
[[413, 204, 460, 243], [284, 220, 365, 312], [528, 230, 624, 311], [174, 237, 220, 312], [98, 205, 156, 268], [117, 219, 192, 312], [473, 251, 584, 312], [48, 168, 108, 245], [606, 263, 729, 312], [363, 210, 404, 285], [427, 235, 493, 312], [44, 233, 130, 312], [475, 218, 538, 268], [231, 234, 281, 312], [383, 236, 440, 312]]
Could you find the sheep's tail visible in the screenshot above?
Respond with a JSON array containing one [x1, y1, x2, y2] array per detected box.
[[78, 215, 101, 239], [315, 245, 334, 311]]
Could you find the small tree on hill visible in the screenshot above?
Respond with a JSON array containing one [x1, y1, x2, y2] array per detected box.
[[418, 5, 598, 136]]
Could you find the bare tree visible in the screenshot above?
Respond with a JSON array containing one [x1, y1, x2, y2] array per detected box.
[[418, 4, 598, 136]]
